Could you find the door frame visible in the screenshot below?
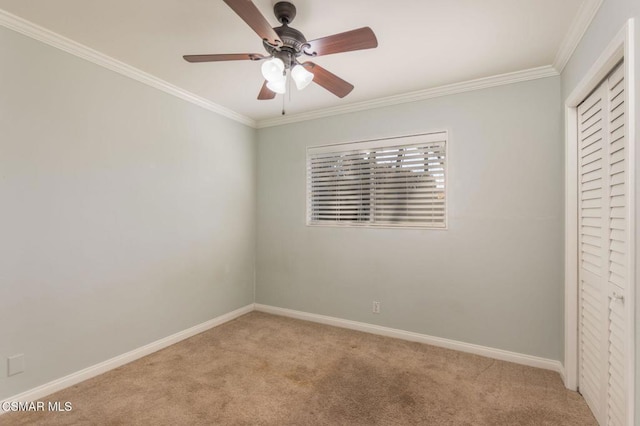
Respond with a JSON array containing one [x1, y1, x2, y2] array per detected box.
[[564, 18, 635, 424]]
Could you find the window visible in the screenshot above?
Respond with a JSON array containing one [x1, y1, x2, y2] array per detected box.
[[307, 132, 447, 228]]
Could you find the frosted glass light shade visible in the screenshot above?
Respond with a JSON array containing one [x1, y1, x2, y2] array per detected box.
[[291, 65, 314, 90], [266, 78, 286, 94], [261, 58, 285, 82]]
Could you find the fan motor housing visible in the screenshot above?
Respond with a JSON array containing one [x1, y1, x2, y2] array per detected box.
[[262, 1, 309, 67], [263, 25, 307, 63]]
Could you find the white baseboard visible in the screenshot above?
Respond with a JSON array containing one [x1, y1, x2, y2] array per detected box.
[[558, 365, 567, 387], [2, 301, 567, 414], [254, 304, 564, 375], [0, 303, 254, 414]]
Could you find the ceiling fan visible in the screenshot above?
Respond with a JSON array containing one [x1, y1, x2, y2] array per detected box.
[[183, 0, 378, 100]]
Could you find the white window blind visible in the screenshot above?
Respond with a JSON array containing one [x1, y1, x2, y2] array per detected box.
[[307, 132, 447, 228]]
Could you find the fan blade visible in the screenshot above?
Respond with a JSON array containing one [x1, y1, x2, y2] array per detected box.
[[223, 0, 281, 46], [258, 81, 276, 100], [302, 62, 354, 98], [305, 27, 378, 57], [183, 53, 267, 63]]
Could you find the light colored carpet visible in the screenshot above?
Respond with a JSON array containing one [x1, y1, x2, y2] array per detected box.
[[2, 312, 596, 425]]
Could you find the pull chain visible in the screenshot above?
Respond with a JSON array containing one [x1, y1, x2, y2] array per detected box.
[[282, 69, 289, 115]]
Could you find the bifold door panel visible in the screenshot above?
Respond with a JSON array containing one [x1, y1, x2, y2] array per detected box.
[[577, 62, 628, 426]]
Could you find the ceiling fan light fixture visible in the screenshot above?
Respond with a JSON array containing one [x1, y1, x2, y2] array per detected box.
[[266, 78, 286, 94], [184, 1, 378, 102], [261, 57, 285, 82], [291, 64, 314, 90]]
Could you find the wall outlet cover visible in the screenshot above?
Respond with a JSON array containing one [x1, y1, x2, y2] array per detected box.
[[8, 354, 25, 376]]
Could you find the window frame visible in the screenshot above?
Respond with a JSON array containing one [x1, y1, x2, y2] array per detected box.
[[306, 131, 449, 230]]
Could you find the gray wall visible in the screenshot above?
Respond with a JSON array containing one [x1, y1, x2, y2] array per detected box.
[[7, 0, 631, 402], [559, 0, 640, 422], [257, 77, 564, 361], [0, 26, 256, 399]]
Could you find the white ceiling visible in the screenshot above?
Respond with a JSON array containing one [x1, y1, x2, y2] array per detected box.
[[0, 0, 587, 122]]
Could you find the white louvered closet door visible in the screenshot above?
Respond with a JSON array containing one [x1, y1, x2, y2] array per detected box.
[[578, 62, 628, 426]]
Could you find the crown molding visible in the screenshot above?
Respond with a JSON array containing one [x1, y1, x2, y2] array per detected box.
[[553, 0, 604, 73], [1, 4, 591, 131], [0, 9, 256, 128], [256, 65, 559, 128]]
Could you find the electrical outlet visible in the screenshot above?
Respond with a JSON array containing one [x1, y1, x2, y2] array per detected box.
[[372, 301, 381, 314], [8, 354, 25, 376]]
